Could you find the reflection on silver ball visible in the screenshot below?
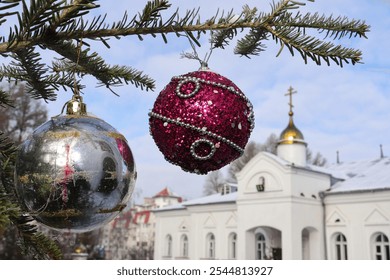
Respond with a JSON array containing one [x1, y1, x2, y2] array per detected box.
[[15, 115, 136, 232]]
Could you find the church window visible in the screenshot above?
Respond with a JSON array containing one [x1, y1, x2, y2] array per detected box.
[[256, 176, 265, 192], [372, 233, 390, 260], [256, 233, 266, 260], [206, 233, 216, 259], [228, 233, 237, 259], [165, 234, 172, 257], [181, 234, 189, 257], [334, 233, 348, 260]]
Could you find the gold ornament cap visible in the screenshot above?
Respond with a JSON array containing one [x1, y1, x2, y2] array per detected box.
[[66, 97, 87, 115]]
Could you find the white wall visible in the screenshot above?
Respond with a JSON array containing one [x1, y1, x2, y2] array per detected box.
[[325, 190, 390, 260], [236, 152, 329, 259], [154, 203, 237, 260], [153, 151, 390, 260]]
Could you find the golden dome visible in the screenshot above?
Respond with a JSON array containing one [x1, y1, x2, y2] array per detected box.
[[278, 86, 306, 146], [278, 114, 306, 145], [73, 244, 87, 254]]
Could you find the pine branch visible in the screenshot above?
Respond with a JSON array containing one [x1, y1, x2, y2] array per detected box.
[[0, 192, 18, 232], [234, 0, 367, 64], [1, 63, 78, 95], [0, 89, 13, 107], [275, 11, 368, 40], [234, 28, 268, 57], [0, 0, 369, 98], [209, 10, 239, 49], [49, 0, 99, 30], [0, 1, 20, 28], [0, 1, 369, 54], [16, 215, 62, 260], [135, 0, 171, 28], [50, 40, 155, 91], [17, 0, 61, 35], [265, 25, 362, 65], [0, 131, 62, 259], [7, 47, 57, 101], [0, 131, 16, 171]]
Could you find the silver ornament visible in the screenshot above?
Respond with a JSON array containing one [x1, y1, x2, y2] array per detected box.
[[15, 99, 136, 232]]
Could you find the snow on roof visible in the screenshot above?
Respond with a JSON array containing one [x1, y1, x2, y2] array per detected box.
[[261, 151, 290, 166], [263, 151, 346, 179], [327, 157, 390, 193], [302, 163, 346, 179], [264, 151, 388, 192], [155, 154, 390, 213], [154, 192, 237, 212], [258, 152, 343, 179], [183, 191, 237, 206]]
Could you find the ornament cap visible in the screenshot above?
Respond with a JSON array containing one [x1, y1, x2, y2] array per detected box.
[[199, 61, 211, 71], [66, 97, 87, 115]]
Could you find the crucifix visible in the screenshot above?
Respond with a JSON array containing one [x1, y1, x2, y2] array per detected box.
[[285, 86, 297, 116]]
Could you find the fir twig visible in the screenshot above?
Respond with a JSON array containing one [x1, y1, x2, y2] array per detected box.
[[0, 0, 369, 98], [50, 40, 155, 91], [15, 215, 62, 260], [8, 47, 57, 101], [0, 89, 13, 107], [0, 131, 62, 259]]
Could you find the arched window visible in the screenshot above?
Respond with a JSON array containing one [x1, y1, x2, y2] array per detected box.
[[206, 233, 215, 259], [228, 233, 237, 259], [256, 233, 266, 260], [372, 233, 390, 260], [302, 228, 310, 260], [165, 234, 172, 257], [180, 234, 189, 257], [334, 233, 348, 260]]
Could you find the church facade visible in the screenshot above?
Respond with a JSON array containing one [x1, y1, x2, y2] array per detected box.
[[153, 88, 390, 260]]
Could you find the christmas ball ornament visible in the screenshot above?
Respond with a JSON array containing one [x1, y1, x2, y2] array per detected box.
[[149, 68, 255, 174], [15, 97, 136, 232]]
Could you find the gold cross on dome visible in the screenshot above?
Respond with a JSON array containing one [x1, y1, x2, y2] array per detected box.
[[285, 86, 297, 115]]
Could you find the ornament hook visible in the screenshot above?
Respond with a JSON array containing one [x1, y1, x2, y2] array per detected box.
[[66, 39, 87, 115], [180, 31, 214, 71]]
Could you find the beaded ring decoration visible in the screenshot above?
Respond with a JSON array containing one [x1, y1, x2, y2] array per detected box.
[[190, 138, 217, 160]]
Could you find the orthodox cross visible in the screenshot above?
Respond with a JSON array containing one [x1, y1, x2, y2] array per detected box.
[[285, 86, 297, 116]]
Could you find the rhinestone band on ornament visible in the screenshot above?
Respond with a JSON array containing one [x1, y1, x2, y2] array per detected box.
[[149, 111, 245, 155], [174, 75, 255, 132]]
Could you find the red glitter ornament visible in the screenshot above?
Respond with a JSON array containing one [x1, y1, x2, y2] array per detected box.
[[149, 69, 254, 174]]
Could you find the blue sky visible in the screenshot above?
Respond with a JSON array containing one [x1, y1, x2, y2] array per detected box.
[[45, 0, 390, 202]]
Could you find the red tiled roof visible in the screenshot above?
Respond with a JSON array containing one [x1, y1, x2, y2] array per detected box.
[[132, 210, 151, 224], [112, 211, 133, 228], [153, 187, 170, 197], [153, 187, 182, 200]]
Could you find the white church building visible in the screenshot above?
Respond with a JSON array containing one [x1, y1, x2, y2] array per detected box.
[[153, 88, 390, 260]]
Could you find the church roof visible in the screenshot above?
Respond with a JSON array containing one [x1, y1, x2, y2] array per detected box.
[[327, 156, 390, 194], [154, 192, 237, 212], [264, 152, 390, 193], [255, 152, 345, 179], [155, 155, 390, 213]]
